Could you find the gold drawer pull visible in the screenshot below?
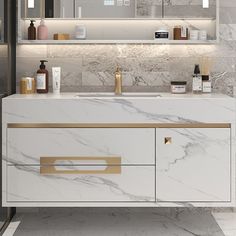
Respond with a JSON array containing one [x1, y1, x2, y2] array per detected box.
[[40, 157, 121, 175]]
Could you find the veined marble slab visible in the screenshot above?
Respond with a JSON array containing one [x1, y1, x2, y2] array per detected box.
[[2, 93, 235, 124]]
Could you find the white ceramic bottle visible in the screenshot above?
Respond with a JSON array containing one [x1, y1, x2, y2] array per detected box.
[[37, 19, 48, 40]]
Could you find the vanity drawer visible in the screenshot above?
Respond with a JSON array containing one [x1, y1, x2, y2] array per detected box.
[[7, 128, 155, 165], [7, 165, 155, 202]]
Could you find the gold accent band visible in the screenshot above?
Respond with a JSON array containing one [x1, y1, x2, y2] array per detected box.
[[40, 157, 121, 175], [7, 123, 231, 129]]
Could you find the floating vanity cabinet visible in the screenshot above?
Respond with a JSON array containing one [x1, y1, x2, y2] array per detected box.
[[2, 94, 235, 207], [6, 128, 155, 202], [163, 0, 217, 18], [156, 127, 231, 202]]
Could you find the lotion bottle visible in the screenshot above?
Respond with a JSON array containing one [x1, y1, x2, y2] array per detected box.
[[52, 67, 61, 94], [36, 60, 49, 94], [37, 19, 48, 40]]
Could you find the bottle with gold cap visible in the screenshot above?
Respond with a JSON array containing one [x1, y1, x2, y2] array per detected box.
[[115, 66, 122, 95]]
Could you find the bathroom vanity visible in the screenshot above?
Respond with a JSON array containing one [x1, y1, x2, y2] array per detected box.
[[2, 93, 235, 207]]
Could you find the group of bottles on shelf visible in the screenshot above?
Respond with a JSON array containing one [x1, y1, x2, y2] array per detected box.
[[28, 20, 87, 41], [192, 64, 212, 94], [20, 60, 61, 95], [154, 26, 208, 41], [171, 62, 212, 94], [28, 20, 48, 40]]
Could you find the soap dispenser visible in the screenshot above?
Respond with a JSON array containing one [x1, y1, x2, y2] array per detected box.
[[37, 19, 48, 40], [28, 20, 36, 40], [36, 60, 49, 94]]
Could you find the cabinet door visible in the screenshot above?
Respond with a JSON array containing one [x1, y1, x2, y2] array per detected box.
[[163, 0, 216, 18], [136, 0, 162, 18], [21, 0, 42, 18], [156, 128, 231, 202], [75, 0, 135, 18], [54, 0, 74, 18]]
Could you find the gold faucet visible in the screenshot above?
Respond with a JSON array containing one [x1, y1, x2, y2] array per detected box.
[[115, 66, 122, 95]]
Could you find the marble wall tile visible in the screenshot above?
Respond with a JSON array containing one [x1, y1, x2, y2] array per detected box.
[[16, 45, 47, 58], [48, 45, 119, 58]]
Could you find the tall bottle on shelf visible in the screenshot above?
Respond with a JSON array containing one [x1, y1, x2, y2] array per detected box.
[[28, 20, 36, 40], [36, 60, 49, 94], [37, 19, 48, 40], [192, 64, 202, 94]]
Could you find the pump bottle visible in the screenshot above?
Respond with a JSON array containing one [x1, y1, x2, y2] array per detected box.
[[28, 20, 36, 40], [36, 60, 49, 94], [37, 19, 48, 40]]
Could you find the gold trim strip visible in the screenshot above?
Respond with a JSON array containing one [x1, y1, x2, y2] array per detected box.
[[8, 123, 231, 129], [40, 157, 121, 175]]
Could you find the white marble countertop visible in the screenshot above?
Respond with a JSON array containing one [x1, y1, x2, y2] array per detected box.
[[2, 92, 235, 124], [3, 92, 232, 100]]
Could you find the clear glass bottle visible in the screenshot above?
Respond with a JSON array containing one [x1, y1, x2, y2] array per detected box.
[[192, 64, 202, 94]]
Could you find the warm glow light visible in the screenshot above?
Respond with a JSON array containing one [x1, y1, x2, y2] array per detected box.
[[28, 0, 34, 8], [203, 0, 209, 8]]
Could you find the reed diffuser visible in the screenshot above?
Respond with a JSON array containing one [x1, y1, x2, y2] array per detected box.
[[200, 57, 213, 93]]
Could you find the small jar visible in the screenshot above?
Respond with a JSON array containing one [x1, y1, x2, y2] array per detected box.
[[202, 75, 212, 93], [20, 77, 35, 94], [189, 30, 199, 40], [75, 24, 86, 39], [154, 29, 169, 40], [171, 81, 187, 94], [199, 30, 207, 40]]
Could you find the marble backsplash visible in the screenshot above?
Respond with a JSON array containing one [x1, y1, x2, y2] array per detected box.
[[15, 0, 236, 95]]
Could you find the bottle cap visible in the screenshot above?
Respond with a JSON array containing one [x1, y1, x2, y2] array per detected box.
[[30, 20, 36, 25], [202, 75, 210, 81], [194, 64, 201, 75], [40, 19, 45, 25], [40, 60, 48, 69]]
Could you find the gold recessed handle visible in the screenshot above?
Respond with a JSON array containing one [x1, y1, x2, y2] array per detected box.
[[164, 137, 172, 144], [40, 157, 121, 175]]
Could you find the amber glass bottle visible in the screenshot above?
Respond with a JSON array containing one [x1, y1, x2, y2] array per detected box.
[[36, 60, 49, 94], [28, 20, 36, 40]]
